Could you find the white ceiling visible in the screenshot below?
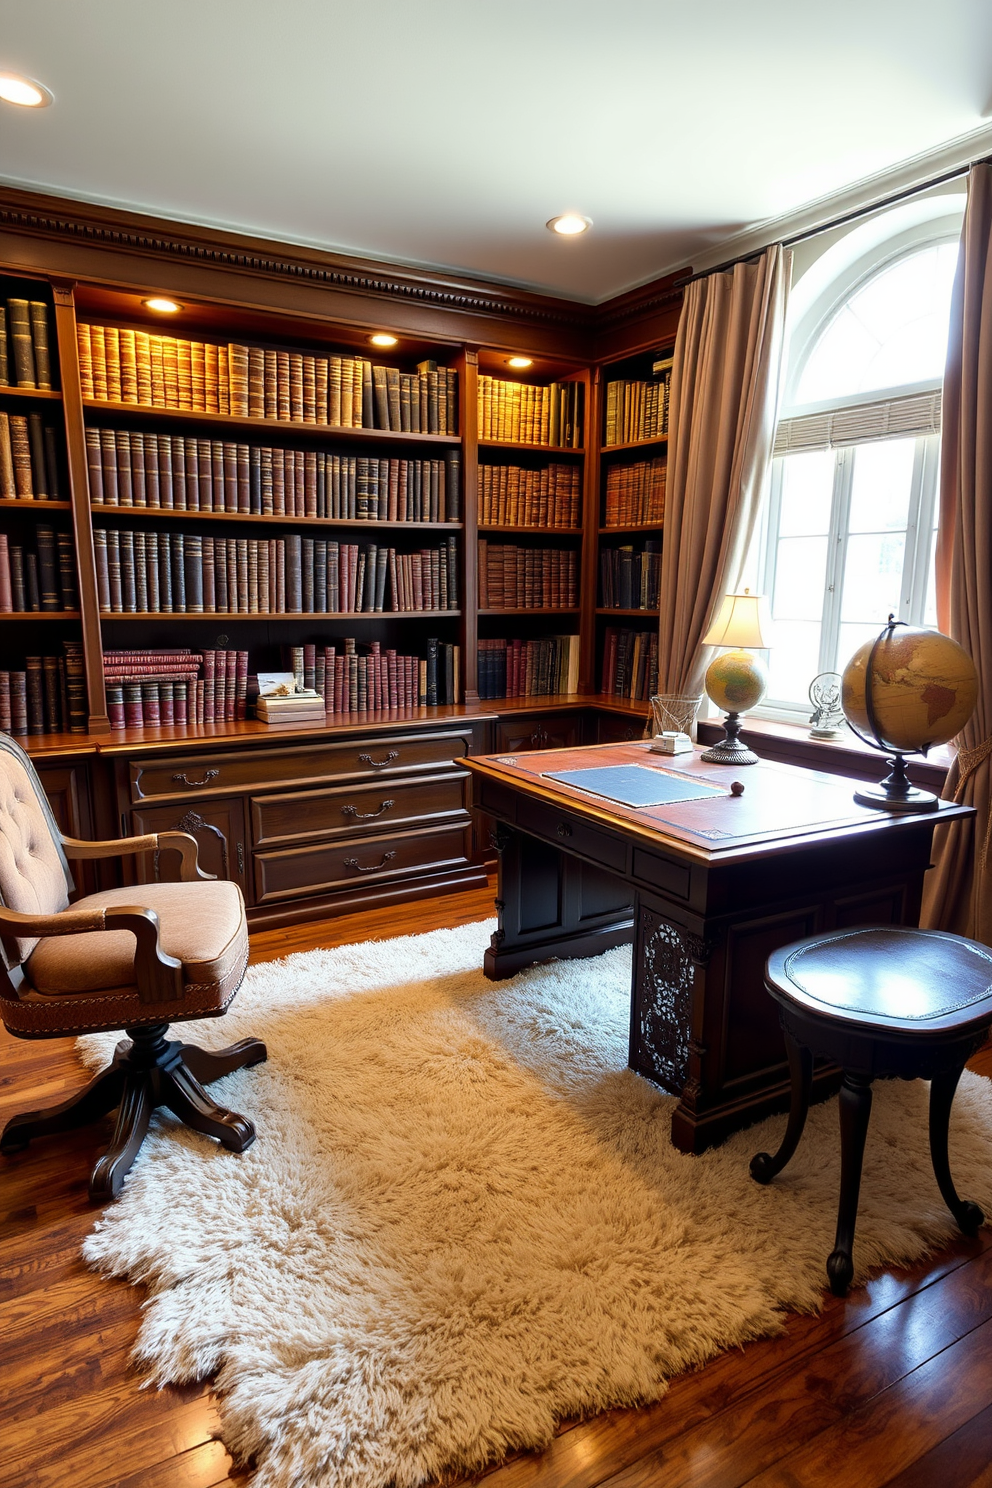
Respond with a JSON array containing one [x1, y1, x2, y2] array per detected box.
[[1, 0, 991, 304]]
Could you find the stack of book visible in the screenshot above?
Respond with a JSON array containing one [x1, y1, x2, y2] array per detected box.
[[93, 529, 460, 614], [0, 411, 62, 500], [478, 542, 578, 609], [77, 326, 458, 433], [86, 430, 461, 521], [604, 362, 672, 446], [0, 297, 54, 389], [603, 457, 666, 526], [256, 688, 325, 724], [479, 463, 580, 527], [477, 635, 580, 699], [0, 641, 85, 735], [601, 628, 659, 701], [0, 526, 78, 612], [102, 647, 247, 729], [477, 377, 583, 448], [599, 541, 662, 609]]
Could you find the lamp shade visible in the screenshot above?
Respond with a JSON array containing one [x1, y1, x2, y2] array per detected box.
[[702, 590, 770, 649]]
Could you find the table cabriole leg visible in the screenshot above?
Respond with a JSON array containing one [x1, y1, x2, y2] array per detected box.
[[928, 1060, 985, 1235], [750, 1033, 814, 1183], [828, 1070, 874, 1296]]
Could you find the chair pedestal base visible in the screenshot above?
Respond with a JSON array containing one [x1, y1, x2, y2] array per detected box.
[[0, 1023, 267, 1201]]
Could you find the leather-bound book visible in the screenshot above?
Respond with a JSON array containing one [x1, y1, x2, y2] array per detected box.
[[171, 435, 187, 510], [0, 305, 9, 385], [204, 341, 219, 413], [132, 530, 148, 611], [157, 532, 172, 611], [118, 529, 136, 612], [302, 354, 316, 423], [119, 328, 138, 403], [34, 525, 60, 611], [130, 431, 146, 507], [228, 344, 249, 416], [134, 330, 152, 404], [190, 340, 206, 411], [29, 301, 53, 390], [328, 356, 342, 426], [116, 430, 134, 507], [10, 415, 33, 497], [361, 360, 373, 428], [104, 326, 122, 402], [236, 538, 249, 612], [93, 529, 110, 610], [275, 350, 290, 421], [0, 533, 10, 612], [217, 345, 230, 414], [246, 347, 264, 418], [97, 429, 118, 505], [25, 413, 48, 499], [10, 670, 28, 734], [25, 655, 45, 731], [0, 413, 16, 498], [290, 352, 304, 421], [176, 339, 193, 409], [42, 654, 62, 731], [88, 323, 107, 400], [156, 434, 172, 508], [7, 299, 36, 387], [0, 671, 10, 731], [43, 425, 61, 500]]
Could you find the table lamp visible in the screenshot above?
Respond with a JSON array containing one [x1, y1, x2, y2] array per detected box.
[[699, 588, 770, 765]]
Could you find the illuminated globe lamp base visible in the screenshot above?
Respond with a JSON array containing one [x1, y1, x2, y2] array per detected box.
[[852, 754, 939, 813], [700, 647, 768, 767]]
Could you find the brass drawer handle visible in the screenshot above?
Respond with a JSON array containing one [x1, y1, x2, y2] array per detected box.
[[343, 851, 396, 873], [358, 751, 399, 769], [342, 799, 395, 820], [557, 822, 573, 839], [172, 768, 220, 788]]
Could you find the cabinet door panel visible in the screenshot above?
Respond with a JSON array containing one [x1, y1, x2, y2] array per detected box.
[[492, 713, 585, 755], [130, 797, 250, 903]]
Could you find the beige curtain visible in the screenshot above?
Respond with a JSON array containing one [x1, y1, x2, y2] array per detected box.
[[921, 164, 992, 942], [657, 243, 791, 697]]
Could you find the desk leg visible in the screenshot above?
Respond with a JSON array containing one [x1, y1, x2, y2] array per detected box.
[[484, 824, 634, 980]]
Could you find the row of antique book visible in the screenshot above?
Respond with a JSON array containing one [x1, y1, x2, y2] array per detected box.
[[0, 643, 87, 735], [599, 541, 662, 610], [477, 542, 579, 610], [104, 649, 247, 728], [78, 325, 458, 433], [601, 626, 660, 701], [85, 427, 463, 522], [478, 462, 581, 528], [476, 635, 581, 699], [603, 369, 672, 446], [0, 297, 54, 390], [93, 529, 460, 614], [477, 376, 584, 448], [0, 412, 63, 501], [603, 457, 667, 527], [286, 638, 461, 709], [0, 527, 78, 612]]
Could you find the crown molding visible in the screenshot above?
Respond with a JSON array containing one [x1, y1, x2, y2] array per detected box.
[[683, 122, 992, 277]]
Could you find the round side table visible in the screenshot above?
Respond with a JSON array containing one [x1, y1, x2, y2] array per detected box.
[[750, 925, 992, 1296]]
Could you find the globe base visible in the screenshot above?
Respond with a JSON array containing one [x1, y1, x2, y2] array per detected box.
[[853, 781, 939, 813], [700, 711, 760, 766], [853, 753, 939, 813]]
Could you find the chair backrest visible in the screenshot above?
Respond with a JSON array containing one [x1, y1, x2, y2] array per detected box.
[[0, 734, 72, 967]]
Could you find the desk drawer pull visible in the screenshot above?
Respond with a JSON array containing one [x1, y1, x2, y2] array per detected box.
[[358, 751, 399, 769], [342, 799, 395, 820], [343, 851, 396, 874], [172, 768, 220, 789], [557, 822, 573, 839]]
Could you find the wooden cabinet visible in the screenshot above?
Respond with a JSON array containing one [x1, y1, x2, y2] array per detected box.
[[130, 796, 250, 900], [491, 711, 586, 754], [595, 709, 648, 745]]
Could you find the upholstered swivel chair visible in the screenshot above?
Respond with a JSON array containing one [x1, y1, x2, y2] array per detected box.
[[0, 733, 265, 1200]]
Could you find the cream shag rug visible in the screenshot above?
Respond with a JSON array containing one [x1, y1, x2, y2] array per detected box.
[[80, 921, 992, 1488]]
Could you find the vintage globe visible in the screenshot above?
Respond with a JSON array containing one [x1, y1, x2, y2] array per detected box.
[[704, 648, 768, 715], [841, 624, 978, 754]]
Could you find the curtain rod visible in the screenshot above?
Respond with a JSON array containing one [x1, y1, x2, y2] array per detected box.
[[683, 156, 988, 285]]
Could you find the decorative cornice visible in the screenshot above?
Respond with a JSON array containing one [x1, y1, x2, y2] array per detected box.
[[0, 190, 599, 332]]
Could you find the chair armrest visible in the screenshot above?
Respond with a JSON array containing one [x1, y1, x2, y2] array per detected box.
[[61, 830, 214, 882], [0, 903, 184, 1004]]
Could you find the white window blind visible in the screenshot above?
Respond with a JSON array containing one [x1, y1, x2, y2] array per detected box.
[[773, 388, 942, 456]]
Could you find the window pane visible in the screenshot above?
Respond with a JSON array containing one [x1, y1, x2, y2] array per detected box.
[[840, 533, 906, 622], [778, 450, 834, 535], [836, 621, 886, 674], [766, 621, 822, 704], [796, 242, 958, 404], [773, 536, 828, 621], [848, 440, 915, 532], [924, 524, 939, 627]]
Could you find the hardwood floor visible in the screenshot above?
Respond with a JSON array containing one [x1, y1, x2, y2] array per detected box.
[[2, 883, 992, 1488]]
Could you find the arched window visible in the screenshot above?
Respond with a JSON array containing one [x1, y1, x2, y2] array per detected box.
[[754, 199, 963, 716]]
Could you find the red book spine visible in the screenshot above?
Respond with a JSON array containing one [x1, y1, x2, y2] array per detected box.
[[236, 650, 248, 720]]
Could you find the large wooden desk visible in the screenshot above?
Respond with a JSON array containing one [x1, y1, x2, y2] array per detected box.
[[465, 742, 973, 1153]]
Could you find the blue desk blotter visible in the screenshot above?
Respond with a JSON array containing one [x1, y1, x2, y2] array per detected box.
[[543, 764, 725, 808]]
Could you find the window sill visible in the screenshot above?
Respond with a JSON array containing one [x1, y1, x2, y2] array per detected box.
[[696, 715, 953, 792]]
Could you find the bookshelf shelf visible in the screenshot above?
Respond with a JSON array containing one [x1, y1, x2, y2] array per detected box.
[[0, 387, 63, 402], [99, 610, 462, 621], [599, 524, 664, 536], [0, 610, 82, 620], [478, 607, 581, 616], [82, 400, 461, 447], [601, 435, 668, 454], [479, 525, 582, 536], [478, 439, 583, 456], [90, 505, 462, 532], [0, 498, 73, 512], [596, 607, 660, 617]]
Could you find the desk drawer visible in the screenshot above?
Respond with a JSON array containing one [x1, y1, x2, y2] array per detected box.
[[253, 822, 472, 903], [524, 801, 627, 874], [130, 730, 472, 802], [251, 771, 470, 847]]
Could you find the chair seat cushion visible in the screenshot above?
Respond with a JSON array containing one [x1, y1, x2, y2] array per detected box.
[[25, 880, 248, 998]]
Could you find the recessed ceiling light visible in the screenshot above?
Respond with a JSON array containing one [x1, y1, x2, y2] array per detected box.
[[547, 214, 592, 236], [143, 297, 183, 314], [507, 356, 533, 369], [0, 72, 53, 108], [370, 333, 398, 347]]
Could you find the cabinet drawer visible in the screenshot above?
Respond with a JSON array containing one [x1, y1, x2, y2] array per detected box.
[[251, 771, 470, 847], [253, 822, 472, 904], [130, 729, 472, 803], [524, 800, 628, 873]]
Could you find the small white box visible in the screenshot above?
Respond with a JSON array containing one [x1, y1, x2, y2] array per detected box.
[[650, 730, 694, 755]]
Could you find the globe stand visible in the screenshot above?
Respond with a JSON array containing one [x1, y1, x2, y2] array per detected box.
[[700, 712, 760, 766], [853, 753, 938, 813]]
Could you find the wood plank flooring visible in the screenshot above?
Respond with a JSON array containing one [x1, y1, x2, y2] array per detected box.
[[2, 882, 991, 1488]]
